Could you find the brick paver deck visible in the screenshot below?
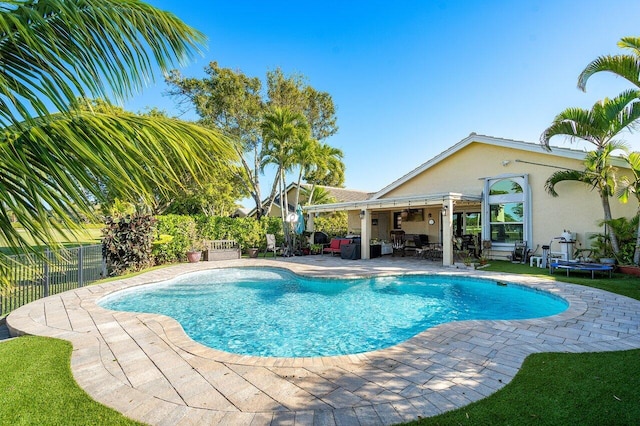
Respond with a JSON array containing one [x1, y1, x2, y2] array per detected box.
[[7, 256, 640, 425]]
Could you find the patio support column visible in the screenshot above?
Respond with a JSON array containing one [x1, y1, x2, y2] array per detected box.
[[442, 198, 454, 266], [307, 213, 315, 232], [361, 209, 371, 259]]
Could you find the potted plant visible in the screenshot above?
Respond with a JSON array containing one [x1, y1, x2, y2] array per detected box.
[[309, 243, 323, 255], [244, 230, 262, 258], [589, 233, 615, 265], [185, 221, 204, 263]]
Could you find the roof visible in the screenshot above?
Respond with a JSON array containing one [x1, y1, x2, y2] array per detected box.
[[304, 184, 371, 203], [246, 183, 371, 216], [371, 133, 629, 200]]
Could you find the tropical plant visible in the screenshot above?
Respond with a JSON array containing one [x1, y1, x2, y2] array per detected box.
[[0, 0, 237, 292], [303, 143, 345, 205], [261, 107, 310, 216], [618, 151, 640, 264], [102, 213, 156, 276], [541, 91, 640, 255], [578, 37, 640, 94]]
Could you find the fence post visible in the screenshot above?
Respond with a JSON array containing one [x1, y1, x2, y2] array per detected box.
[[43, 248, 50, 298], [101, 244, 107, 278], [78, 245, 84, 287]]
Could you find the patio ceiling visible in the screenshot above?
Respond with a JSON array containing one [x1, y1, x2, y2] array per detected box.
[[303, 192, 482, 214]]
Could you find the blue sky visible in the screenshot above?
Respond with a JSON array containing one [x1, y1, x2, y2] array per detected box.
[[126, 1, 640, 203]]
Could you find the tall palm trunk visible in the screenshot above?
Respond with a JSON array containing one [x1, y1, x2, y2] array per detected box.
[[600, 193, 621, 255], [634, 214, 640, 265]]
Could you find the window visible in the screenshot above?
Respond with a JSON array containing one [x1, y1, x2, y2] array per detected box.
[[484, 176, 529, 245], [465, 212, 481, 235]]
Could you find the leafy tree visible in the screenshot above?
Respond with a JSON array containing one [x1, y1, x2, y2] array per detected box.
[[166, 62, 265, 214], [541, 91, 640, 255], [0, 0, 236, 292], [165, 63, 339, 217], [266, 68, 338, 141]]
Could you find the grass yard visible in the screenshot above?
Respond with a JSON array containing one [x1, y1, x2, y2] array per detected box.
[[0, 226, 102, 255], [0, 336, 143, 426], [0, 260, 638, 425]]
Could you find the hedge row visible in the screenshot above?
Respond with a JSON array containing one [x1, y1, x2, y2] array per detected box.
[[153, 215, 283, 263]]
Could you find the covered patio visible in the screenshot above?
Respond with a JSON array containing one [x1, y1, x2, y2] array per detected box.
[[304, 192, 483, 265]]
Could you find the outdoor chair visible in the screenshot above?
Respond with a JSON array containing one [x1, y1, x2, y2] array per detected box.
[[390, 230, 405, 257], [462, 234, 478, 257], [413, 235, 427, 258], [511, 241, 527, 264], [264, 234, 280, 258]]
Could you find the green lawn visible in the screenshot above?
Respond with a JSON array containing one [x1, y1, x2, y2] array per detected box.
[[1, 261, 639, 425], [0, 226, 102, 255], [0, 336, 143, 426]]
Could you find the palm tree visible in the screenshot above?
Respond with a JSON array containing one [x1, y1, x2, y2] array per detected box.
[[303, 143, 345, 205], [260, 107, 310, 216], [618, 152, 640, 264], [260, 107, 309, 252], [290, 137, 320, 207], [0, 0, 236, 291], [541, 91, 640, 255]]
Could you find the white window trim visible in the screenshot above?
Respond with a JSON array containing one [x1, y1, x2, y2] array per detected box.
[[482, 174, 531, 248]]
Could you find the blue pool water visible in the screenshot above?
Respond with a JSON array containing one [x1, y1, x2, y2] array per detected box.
[[100, 268, 567, 357]]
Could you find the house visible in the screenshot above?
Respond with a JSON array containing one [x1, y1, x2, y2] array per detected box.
[[304, 133, 636, 265], [247, 183, 371, 218]]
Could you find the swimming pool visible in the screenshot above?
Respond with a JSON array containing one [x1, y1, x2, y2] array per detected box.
[[100, 268, 568, 357]]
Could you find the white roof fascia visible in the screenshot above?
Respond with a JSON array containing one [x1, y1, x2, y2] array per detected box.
[[304, 192, 482, 214]]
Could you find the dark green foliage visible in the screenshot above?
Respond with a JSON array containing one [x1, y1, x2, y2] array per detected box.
[[102, 213, 156, 276]]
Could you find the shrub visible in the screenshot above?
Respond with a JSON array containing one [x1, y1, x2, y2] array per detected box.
[[153, 215, 196, 263], [102, 213, 156, 276], [154, 215, 284, 261], [314, 212, 348, 238]]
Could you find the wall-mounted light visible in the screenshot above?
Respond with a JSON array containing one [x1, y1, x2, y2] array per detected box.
[[502, 160, 510, 167], [359, 210, 365, 220], [441, 205, 448, 216]]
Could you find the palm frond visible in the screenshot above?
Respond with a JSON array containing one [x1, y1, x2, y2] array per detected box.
[[0, 110, 236, 289], [0, 0, 205, 128], [618, 37, 640, 56], [544, 169, 592, 197], [577, 54, 640, 92]]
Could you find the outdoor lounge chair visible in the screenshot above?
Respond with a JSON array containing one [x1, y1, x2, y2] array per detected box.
[[322, 238, 350, 255], [264, 234, 280, 257]]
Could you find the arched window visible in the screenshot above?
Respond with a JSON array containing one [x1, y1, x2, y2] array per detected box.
[[484, 176, 529, 245]]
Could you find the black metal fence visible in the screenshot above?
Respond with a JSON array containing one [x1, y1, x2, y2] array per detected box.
[[1, 244, 106, 317]]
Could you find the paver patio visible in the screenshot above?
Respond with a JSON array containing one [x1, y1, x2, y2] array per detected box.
[[7, 256, 640, 425]]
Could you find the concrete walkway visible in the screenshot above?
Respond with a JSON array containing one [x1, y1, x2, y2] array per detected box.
[[7, 256, 640, 425]]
